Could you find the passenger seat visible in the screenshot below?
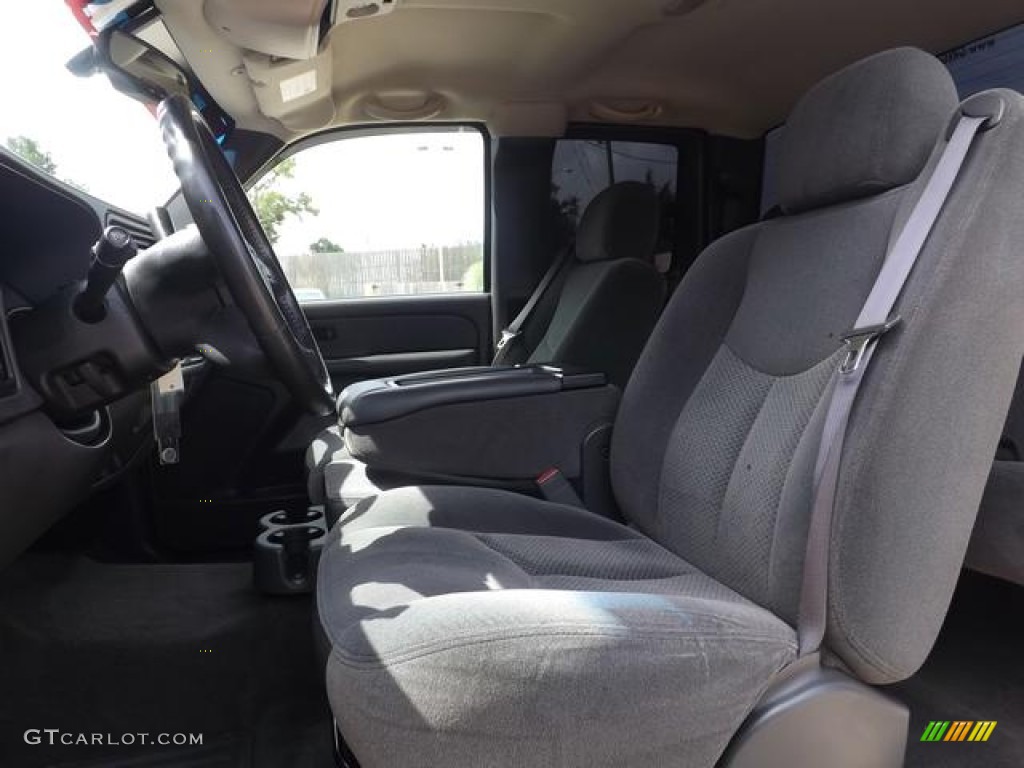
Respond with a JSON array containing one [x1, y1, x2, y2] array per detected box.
[[305, 180, 667, 506]]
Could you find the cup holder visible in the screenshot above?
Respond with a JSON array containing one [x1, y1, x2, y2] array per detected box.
[[266, 526, 325, 545], [254, 506, 327, 595], [261, 508, 324, 528]]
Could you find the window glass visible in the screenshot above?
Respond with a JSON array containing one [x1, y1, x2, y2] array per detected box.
[[252, 129, 486, 301], [761, 21, 1024, 213], [941, 23, 1024, 97], [551, 140, 678, 257], [0, 4, 179, 212]]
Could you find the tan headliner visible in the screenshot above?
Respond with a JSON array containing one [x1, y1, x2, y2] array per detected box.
[[157, 0, 1024, 140]]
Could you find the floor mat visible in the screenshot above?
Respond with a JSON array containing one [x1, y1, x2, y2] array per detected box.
[[891, 571, 1024, 768], [0, 555, 333, 767]]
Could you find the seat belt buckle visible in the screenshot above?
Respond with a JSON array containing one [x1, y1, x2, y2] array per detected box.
[[536, 468, 584, 508], [839, 315, 901, 375], [496, 329, 519, 352]]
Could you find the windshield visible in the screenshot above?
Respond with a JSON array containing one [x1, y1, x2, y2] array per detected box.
[[0, 3, 179, 213]]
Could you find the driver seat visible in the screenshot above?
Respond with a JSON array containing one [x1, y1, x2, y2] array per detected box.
[[315, 49, 1024, 767]]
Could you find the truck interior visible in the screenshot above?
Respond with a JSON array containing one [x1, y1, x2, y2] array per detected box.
[[1, 1, 1023, 767]]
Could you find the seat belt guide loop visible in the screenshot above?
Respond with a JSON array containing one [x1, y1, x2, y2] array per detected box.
[[496, 328, 519, 352], [839, 315, 901, 375]]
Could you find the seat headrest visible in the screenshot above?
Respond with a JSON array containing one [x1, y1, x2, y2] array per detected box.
[[576, 181, 660, 263], [777, 47, 960, 214]]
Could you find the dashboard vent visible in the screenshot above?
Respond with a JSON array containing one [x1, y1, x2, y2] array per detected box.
[[105, 211, 156, 251]]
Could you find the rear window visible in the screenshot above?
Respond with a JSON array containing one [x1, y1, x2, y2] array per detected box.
[[551, 140, 678, 260]]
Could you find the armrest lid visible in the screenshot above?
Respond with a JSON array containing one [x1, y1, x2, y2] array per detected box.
[[338, 365, 606, 427]]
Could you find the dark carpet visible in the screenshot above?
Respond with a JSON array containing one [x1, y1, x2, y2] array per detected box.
[[0, 555, 332, 767], [890, 571, 1024, 768]]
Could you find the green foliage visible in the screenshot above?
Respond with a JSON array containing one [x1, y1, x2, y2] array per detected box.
[[460, 259, 485, 292], [310, 237, 343, 254], [6, 135, 57, 174], [248, 157, 318, 244], [6, 135, 90, 192]]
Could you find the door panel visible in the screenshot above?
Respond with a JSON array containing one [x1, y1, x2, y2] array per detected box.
[[304, 293, 491, 391]]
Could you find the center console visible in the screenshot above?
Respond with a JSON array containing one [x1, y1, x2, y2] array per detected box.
[[324, 364, 621, 517]]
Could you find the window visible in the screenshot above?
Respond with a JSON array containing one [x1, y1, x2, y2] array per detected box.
[[551, 140, 678, 261], [0, 4, 179, 212], [251, 128, 486, 301]]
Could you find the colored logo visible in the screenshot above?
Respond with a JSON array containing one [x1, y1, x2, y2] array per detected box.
[[920, 721, 997, 742]]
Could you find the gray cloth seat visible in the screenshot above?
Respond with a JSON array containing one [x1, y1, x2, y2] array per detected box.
[[318, 486, 796, 767], [500, 180, 667, 384], [305, 181, 666, 505], [317, 48, 1024, 768]]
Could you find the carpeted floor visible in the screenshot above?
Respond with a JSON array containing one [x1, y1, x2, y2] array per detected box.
[[891, 570, 1024, 768], [0, 555, 333, 767]]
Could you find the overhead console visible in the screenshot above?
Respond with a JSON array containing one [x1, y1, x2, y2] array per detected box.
[[204, 0, 399, 59], [203, 0, 401, 131], [205, 0, 333, 61]]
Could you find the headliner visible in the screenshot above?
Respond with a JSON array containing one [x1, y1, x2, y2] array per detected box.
[[155, 0, 1024, 140]]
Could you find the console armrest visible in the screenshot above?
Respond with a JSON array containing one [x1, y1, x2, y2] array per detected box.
[[338, 365, 608, 427], [337, 365, 619, 481]]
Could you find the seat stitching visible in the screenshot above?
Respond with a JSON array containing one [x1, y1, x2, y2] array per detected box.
[[332, 627, 797, 670]]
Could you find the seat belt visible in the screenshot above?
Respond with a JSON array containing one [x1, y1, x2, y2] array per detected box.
[[492, 245, 573, 365], [796, 113, 987, 657]]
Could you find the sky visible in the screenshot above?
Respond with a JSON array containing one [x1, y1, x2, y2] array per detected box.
[[273, 131, 484, 256], [0, 3, 179, 211], [0, 3, 485, 255]]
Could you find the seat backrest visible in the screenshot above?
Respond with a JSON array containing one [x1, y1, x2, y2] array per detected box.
[[515, 181, 666, 387], [610, 48, 1024, 684]]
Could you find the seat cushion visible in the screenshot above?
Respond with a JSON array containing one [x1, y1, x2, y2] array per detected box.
[[317, 486, 797, 768]]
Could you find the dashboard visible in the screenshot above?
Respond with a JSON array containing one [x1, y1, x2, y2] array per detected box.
[[0, 149, 159, 567]]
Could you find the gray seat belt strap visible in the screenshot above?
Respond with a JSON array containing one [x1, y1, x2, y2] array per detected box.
[[492, 245, 573, 365], [797, 113, 986, 657]]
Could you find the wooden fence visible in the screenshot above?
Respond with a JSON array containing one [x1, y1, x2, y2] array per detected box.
[[280, 242, 484, 299]]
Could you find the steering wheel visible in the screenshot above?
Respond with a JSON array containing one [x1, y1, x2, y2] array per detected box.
[[156, 94, 335, 416]]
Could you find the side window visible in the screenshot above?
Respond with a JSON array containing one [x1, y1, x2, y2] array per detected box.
[[249, 129, 486, 301], [550, 140, 678, 262]]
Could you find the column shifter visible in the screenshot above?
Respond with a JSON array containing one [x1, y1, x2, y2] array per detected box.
[[74, 225, 137, 323]]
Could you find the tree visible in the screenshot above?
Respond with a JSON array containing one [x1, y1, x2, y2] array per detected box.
[[310, 237, 343, 254], [6, 136, 57, 175], [461, 260, 484, 292], [247, 157, 318, 244], [6, 135, 89, 191]]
